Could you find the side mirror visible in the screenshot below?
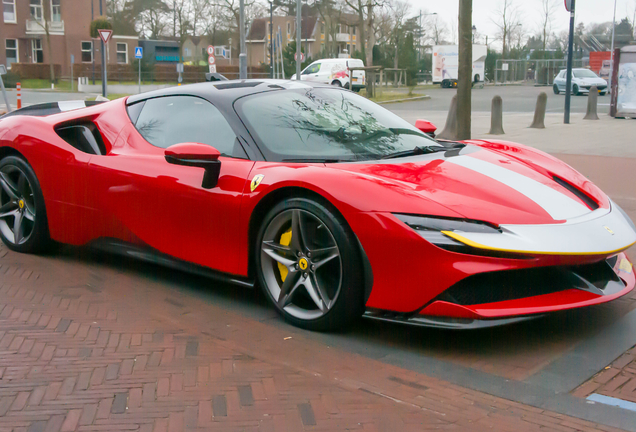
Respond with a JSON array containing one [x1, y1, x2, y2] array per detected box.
[[415, 119, 437, 138], [165, 143, 221, 189]]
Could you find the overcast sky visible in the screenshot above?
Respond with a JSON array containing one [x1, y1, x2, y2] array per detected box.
[[407, 0, 635, 47]]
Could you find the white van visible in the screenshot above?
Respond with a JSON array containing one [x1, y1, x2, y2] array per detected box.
[[291, 58, 366, 92]]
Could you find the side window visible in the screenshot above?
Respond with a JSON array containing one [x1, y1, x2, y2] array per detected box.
[[303, 63, 320, 74], [134, 96, 243, 158]]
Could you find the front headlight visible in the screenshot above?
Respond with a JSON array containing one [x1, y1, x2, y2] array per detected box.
[[393, 214, 500, 246]]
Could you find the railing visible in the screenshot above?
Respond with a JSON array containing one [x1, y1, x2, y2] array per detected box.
[[26, 19, 64, 34]]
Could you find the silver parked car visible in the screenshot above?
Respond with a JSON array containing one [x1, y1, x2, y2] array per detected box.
[[553, 68, 608, 96]]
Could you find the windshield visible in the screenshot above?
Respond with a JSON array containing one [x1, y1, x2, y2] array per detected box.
[[236, 87, 439, 162], [573, 70, 599, 78]]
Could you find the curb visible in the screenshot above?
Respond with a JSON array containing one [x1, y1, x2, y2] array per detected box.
[[378, 95, 430, 104]]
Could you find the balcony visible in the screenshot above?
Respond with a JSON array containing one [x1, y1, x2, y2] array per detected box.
[[26, 19, 65, 35]]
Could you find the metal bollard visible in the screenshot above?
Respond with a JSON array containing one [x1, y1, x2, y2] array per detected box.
[[16, 82, 21, 109], [529, 92, 547, 129], [584, 86, 599, 120], [437, 94, 458, 140], [489, 95, 505, 135]]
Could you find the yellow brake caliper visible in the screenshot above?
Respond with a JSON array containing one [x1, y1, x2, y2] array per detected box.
[[279, 228, 292, 282]]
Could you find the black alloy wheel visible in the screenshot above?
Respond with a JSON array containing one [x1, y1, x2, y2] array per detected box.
[[255, 197, 364, 331], [0, 156, 50, 253]]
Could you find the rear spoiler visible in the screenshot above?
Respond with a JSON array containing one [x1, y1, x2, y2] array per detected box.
[[0, 100, 106, 119]]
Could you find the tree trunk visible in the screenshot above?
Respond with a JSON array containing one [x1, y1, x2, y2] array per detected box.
[[365, 0, 374, 66], [457, 0, 472, 140], [356, 0, 366, 62]]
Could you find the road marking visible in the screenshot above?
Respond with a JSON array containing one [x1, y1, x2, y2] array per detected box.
[[587, 394, 636, 412]]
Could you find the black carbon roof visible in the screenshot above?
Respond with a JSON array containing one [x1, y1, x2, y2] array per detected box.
[[125, 79, 334, 107]]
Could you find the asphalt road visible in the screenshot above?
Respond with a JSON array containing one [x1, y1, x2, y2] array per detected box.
[[397, 84, 608, 114]]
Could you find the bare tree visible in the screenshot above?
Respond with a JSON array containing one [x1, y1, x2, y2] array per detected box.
[[538, 0, 558, 57], [427, 15, 449, 45], [343, 0, 381, 66], [491, 0, 520, 57], [313, 0, 343, 58], [387, 0, 410, 69]]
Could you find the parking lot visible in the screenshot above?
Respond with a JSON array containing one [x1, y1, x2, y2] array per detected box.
[[1, 84, 636, 431]]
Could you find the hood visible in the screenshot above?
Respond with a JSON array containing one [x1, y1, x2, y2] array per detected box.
[[331, 145, 602, 226]]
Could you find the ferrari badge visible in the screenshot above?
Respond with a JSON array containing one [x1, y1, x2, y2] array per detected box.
[[250, 174, 264, 192]]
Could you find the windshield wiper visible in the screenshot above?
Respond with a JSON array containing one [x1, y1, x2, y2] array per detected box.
[[381, 143, 466, 160]]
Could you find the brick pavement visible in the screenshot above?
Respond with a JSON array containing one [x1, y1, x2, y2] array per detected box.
[[0, 240, 630, 432]]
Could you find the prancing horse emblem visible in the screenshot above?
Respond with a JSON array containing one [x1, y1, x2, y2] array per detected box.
[[250, 174, 265, 192]]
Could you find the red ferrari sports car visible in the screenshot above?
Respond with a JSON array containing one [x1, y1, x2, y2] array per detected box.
[[1, 80, 635, 331]]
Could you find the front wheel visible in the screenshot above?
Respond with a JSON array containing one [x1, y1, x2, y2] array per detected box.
[[255, 197, 364, 331], [0, 156, 50, 253], [553, 84, 560, 94], [573, 84, 580, 96], [600, 91, 607, 96], [331, 80, 343, 87]]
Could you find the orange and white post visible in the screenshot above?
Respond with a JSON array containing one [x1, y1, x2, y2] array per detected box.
[[16, 82, 21, 109]]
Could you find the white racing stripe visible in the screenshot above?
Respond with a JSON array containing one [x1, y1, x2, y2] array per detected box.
[[447, 155, 590, 221], [57, 100, 87, 112]]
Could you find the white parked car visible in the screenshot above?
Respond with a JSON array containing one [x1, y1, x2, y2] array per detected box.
[[291, 58, 366, 92], [553, 68, 608, 96]]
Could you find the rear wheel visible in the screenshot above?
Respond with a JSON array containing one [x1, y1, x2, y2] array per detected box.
[[553, 84, 560, 94], [600, 91, 607, 96], [255, 197, 364, 331], [0, 156, 50, 253]]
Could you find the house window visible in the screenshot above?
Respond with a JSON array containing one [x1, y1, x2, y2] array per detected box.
[[51, 0, 61, 22], [5, 39, 18, 67], [321, 24, 324, 34], [352, 26, 356, 35], [81, 41, 93, 62], [31, 39, 43, 63], [287, 22, 291, 35], [183, 47, 191, 57], [215, 46, 223, 56], [116, 42, 128, 64], [30, 0, 43, 21], [3, 0, 16, 23]]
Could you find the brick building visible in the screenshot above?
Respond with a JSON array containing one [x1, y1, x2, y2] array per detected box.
[[246, 13, 362, 68], [1, 0, 138, 77]]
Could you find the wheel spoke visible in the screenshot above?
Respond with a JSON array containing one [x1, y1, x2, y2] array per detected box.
[[24, 207, 35, 222], [278, 270, 302, 308], [0, 208, 19, 219], [13, 211, 24, 244], [290, 210, 307, 254], [0, 200, 18, 215], [310, 246, 339, 270], [0, 171, 19, 200], [262, 241, 296, 267], [303, 275, 327, 311], [17, 173, 28, 197]]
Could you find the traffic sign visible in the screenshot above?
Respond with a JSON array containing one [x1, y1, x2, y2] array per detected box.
[[135, 47, 143, 59], [176, 63, 184, 73], [208, 56, 216, 65], [207, 45, 215, 56], [294, 52, 305, 62], [0, 65, 6, 75], [98, 29, 113, 44], [209, 65, 217, 73], [564, 0, 573, 12]]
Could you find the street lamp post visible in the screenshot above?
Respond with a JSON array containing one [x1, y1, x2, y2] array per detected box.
[[417, 12, 437, 68], [472, 25, 476, 43], [269, 1, 274, 78], [239, 0, 247, 79], [609, 0, 617, 92]]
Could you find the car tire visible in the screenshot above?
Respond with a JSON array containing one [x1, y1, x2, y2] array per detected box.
[[255, 197, 365, 331], [331, 80, 342, 87], [600, 91, 607, 96], [553, 84, 560, 94], [344, 82, 350, 90], [573, 84, 580, 96], [0, 155, 51, 254]]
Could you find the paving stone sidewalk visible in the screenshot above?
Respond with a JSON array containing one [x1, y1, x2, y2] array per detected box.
[[0, 241, 628, 432]]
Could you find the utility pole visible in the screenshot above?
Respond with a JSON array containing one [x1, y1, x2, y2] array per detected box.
[[564, 0, 575, 124], [609, 0, 617, 91], [457, 0, 472, 140], [239, 0, 247, 79], [100, 0, 106, 97], [296, 0, 301, 79], [270, 1, 274, 78], [91, 0, 95, 85]]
